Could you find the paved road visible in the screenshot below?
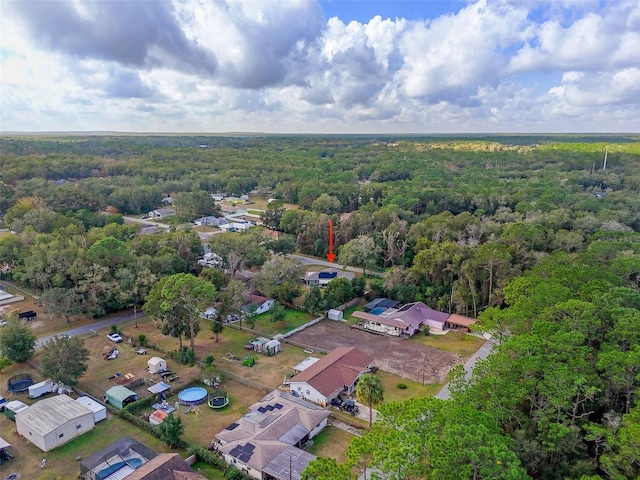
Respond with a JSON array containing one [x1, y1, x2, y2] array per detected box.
[[435, 338, 496, 400], [287, 254, 385, 277], [35, 310, 145, 347]]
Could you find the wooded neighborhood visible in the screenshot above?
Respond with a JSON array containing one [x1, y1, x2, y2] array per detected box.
[[0, 134, 639, 480]]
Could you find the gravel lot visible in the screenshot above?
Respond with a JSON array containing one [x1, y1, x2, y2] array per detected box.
[[287, 320, 463, 384]]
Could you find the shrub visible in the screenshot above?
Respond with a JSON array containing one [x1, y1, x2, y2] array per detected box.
[[110, 324, 122, 335], [203, 354, 215, 367], [423, 328, 431, 336], [397, 383, 407, 390], [171, 346, 196, 366], [137, 334, 148, 347]]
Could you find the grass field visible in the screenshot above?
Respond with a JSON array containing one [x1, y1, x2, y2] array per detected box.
[[411, 331, 484, 358], [307, 426, 356, 464], [0, 299, 482, 479], [247, 309, 314, 336], [0, 403, 174, 480], [376, 370, 443, 404]]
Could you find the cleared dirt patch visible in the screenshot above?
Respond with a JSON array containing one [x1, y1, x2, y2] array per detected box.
[[288, 320, 462, 384]]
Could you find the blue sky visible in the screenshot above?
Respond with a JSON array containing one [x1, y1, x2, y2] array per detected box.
[[320, 0, 465, 22], [1, 0, 639, 133]]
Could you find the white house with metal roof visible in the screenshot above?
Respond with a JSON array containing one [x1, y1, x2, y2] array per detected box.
[[16, 394, 95, 452]]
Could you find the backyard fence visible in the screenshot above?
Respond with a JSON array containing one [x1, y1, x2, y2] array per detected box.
[[215, 366, 273, 393], [280, 315, 325, 338]]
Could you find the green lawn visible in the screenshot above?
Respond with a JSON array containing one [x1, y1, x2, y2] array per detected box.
[[191, 461, 226, 479], [247, 309, 314, 336], [307, 426, 357, 463], [410, 331, 484, 359], [376, 370, 443, 404], [0, 412, 174, 480]]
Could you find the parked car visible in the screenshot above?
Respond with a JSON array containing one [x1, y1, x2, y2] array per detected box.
[[107, 333, 123, 343], [340, 399, 360, 416]]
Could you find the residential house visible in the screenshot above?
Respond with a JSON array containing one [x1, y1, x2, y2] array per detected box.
[[148, 208, 176, 220], [125, 453, 207, 480], [80, 436, 207, 480], [353, 301, 476, 337], [243, 290, 275, 316], [193, 216, 227, 227], [214, 390, 330, 480], [219, 221, 254, 232], [303, 270, 355, 288], [197, 252, 224, 268], [288, 347, 373, 406], [80, 436, 157, 480], [364, 298, 399, 313], [16, 394, 95, 452], [446, 313, 477, 332]]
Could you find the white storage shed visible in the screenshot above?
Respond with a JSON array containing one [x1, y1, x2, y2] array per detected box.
[[264, 339, 281, 355], [16, 394, 94, 452], [147, 357, 167, 374], [328, 309, 344, 321], [75, 396, 107, 423]]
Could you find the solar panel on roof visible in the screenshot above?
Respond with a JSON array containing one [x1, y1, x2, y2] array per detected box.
[[318, 272, 337, 279], [225, 422, 239, 430], [274, 403, 283, 409], [230, 443, 255, 463], [397, 304, 413, 312]]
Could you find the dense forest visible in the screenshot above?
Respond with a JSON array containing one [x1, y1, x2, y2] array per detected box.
[[1, 134, 639, 479]]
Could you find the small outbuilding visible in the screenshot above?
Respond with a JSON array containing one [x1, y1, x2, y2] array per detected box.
[[4, 400, 29, 421], [264, 339, 281, 355], [104, 386, 139, 410], [148, 357, 167, 374], [15, 394, 94, 452], [0, 437, 12, 464], [76, 396, 107, 423], [328, 309, 344, 321], [149, 409, 169, 426]]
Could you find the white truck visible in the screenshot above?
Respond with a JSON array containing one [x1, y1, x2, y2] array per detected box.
[[28, 380, 54, 399]]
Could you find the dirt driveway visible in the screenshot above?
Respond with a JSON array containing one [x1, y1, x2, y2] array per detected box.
[[287, 321, 462, 384]]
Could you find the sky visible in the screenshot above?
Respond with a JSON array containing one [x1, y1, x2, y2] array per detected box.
[[1, 0, 639, 134]]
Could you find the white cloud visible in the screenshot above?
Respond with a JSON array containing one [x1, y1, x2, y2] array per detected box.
[[1, 0, 639, 132]]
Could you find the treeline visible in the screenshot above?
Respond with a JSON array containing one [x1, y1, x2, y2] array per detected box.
[[2, 135, 640, 318], [304, 233, 640, 480]]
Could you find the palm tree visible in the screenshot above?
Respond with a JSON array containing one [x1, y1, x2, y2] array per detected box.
[[355, 373, 384, 428]]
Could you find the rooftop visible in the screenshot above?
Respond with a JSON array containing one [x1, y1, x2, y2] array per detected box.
[[289, 346, 373, 397], [15, 394, 92, 436]]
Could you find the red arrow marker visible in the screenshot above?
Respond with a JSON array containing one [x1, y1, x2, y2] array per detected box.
[[327, 220, 335, 263]]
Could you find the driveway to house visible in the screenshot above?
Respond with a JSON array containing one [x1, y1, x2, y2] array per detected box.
[[122, 215, 171, 230], [287, 254, 385, 277], [288, 320, 461, 384], [434, 338, 496, 400], [35, 311, 145, 347]]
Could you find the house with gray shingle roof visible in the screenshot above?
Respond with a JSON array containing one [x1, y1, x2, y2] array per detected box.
[[288, 346, 373, 407], [214, 390, 329, 480]]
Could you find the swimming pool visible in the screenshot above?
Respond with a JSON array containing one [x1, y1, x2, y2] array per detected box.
[[178, 387, 208, 406], [370, 307, 386, 315]]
